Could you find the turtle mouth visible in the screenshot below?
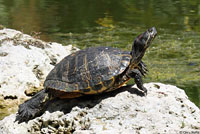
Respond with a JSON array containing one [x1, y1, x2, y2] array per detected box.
[[145, 27, 157, 48], [148, 27, 157, 39]]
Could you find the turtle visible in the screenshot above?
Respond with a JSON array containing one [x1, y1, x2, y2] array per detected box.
[[17, 27, 157, 122]]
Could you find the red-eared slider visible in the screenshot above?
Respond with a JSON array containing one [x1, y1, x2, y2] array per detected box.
[[17, 27, 157, 122]]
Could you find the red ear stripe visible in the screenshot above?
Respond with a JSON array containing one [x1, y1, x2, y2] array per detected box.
[[138, 34, 143, 40]]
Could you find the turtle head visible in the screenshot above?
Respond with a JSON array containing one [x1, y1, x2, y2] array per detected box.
[[131, 27, 157, 64]]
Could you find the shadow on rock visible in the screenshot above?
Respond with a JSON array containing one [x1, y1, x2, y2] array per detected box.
[[46, 85, 145, 114], [15, 85, 144, 123]]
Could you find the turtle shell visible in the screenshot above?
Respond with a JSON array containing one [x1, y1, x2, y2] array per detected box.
[[44, 46, 132, 94]]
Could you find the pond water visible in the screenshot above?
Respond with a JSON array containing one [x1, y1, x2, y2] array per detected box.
[[0, 0, 200, 109]]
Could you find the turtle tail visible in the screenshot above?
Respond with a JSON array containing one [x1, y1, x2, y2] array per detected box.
[[16, 89, 51, 122]]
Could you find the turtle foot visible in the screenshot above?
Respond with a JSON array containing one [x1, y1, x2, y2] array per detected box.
[[15, 89, 50, 123], [16, 102, 37, 123]]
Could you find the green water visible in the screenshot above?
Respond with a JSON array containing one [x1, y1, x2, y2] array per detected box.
[[0, 0, 200, 109]]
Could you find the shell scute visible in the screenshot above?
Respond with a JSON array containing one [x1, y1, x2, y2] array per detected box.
[[44, 47, 132, 93]]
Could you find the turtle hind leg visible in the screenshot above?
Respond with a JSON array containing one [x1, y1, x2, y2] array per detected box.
[[16, 89, 51, 123]]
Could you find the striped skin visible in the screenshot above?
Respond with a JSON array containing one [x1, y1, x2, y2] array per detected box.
[[44, 47, 133, 98]]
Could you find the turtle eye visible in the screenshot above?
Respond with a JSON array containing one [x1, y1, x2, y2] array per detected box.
[[148, 28, 153, 33]]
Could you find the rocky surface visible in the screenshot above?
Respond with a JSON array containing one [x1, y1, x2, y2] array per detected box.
[[0, 28, 78, 118], [0, 28, 200, 133], [0, 83, 200, 134]]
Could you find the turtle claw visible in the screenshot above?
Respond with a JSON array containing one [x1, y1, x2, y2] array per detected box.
[[136, 87, 147, 97], [142, 87, 147, 96], [16, 103, 34, 123], [138, 86, 147, 96]]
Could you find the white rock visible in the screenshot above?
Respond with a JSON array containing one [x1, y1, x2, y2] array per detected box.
[[0, 28, 77, 97], [0, 83, 200, 134], [0, 28, 78, 117]]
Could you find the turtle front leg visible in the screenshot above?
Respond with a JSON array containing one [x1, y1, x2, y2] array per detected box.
[[127, 69, 147, 95]]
